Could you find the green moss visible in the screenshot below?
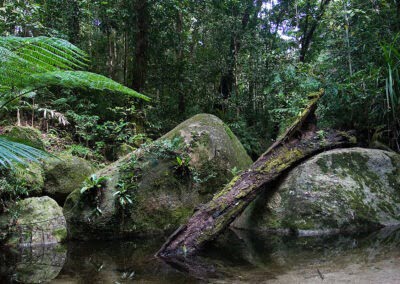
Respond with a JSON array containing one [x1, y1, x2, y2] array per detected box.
[[65, 114, 254, 240], [316, 156, 330, 174], [52, 228, 67, 242], [387, 155, 400, 192], [44, 153, 95, 203], [327, 152, 383, 193], [224, 124, 235, 140], [213, 175, 241, 200], [4, 126, 45, 149], [260, 148, 304, 174]]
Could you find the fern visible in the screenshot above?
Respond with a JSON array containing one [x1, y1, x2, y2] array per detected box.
[[0, 36, 150, 167], [0, 36, 149, 101]]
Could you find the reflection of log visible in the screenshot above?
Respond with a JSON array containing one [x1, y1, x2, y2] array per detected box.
[[157, 90, 357, 257]]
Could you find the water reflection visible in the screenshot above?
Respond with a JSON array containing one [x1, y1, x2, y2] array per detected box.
[[203, 226, 400, 282], [0, 244, 66, 283], [1, 226, 399, 283]]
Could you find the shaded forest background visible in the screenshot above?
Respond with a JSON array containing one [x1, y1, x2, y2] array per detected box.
[[1, 0, 400, 159]]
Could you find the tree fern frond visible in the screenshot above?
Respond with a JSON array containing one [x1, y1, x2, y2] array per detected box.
[[30, 71, 151, 101], [0, 36, 150, 168], [0, 36, 150, 101], [0, 36, 88, 69]]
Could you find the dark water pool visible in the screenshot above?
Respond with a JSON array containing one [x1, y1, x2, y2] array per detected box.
[[1, 226, 400, 283]]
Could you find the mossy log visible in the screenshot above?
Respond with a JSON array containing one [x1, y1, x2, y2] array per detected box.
[[157, 90, 357, 257]]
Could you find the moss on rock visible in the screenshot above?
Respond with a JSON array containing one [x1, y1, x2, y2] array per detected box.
[[0, 196, 67, 247], [64, 113, 252, 240], [4, 126, 45, 149], [233, 148, 400, 235], [43, 153, 95, 205]]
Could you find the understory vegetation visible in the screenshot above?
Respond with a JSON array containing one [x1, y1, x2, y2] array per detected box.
[[0, 0, 400, 211]]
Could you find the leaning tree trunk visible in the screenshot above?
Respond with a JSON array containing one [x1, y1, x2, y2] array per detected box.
[[157, 89, 357, 258]]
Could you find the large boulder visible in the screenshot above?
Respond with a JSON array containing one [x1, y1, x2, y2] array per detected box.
[[4, 126, 45, 149], [43, 153, 95, 204], [0, 197, 67, 246], [64, 114, 252, 240], [233, 148, 400, 235]]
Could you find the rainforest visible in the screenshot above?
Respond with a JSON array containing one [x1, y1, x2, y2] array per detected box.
[[0, 1, 400, 283]]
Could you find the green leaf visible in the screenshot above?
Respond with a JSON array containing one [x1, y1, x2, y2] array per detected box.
[[0, 136, 49, 168]]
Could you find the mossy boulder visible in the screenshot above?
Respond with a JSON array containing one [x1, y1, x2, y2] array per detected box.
[[64, 113, 252, 240], [0, 196, 67, 246], [43, 154, 95, 204], [233, 148, 400, 235], [4, 126, 45, 149]]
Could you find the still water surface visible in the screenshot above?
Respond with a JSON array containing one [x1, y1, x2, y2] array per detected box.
[[1, 226, 399, 283]]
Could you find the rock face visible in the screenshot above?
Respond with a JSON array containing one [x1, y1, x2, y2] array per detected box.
[[43, 154, 95, 204], [233, 148, 400, 235], [64, 113, 252, 240], [0, 197, 67, 246], [4, 126, 45, 149]]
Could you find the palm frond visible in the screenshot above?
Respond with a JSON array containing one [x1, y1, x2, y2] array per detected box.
[[0, 137, 49, 168]]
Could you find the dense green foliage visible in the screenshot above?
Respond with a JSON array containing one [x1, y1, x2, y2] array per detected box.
[[1, 0, 399, 161], [0, 35, 148, 166]]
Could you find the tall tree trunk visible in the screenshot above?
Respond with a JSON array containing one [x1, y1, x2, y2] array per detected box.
[[218, 1, 253, 100], [157, 90, 357, 257], [132, 0, 149, 92], [107, 29, 117, 79], [299, 0, 331, 62], [66, 0, 80, 44], [176, 11, 185, 114], [343, 0, 353, 76], [123, 30, 128, 85]]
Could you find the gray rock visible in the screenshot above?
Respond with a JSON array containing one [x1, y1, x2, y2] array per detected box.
[[43, 153, 95, 205], [0, 196, 67, 247], [64, 113, 252, 240], [233, 148, 400, 235]]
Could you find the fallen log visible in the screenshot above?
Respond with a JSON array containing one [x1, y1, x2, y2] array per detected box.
[[157, 89, 357, 257]]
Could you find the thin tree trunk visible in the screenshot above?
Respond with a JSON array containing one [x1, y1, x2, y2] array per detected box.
[[219, 1, 253, 100], [299, 0, 331, 62], [66, 0, 80, 44], [132, 0, 149, 92], [157, 90, 357, 257], [177, 11, 185, 114], [124, 30, 128, 85], [107, 29, 117, 79], [343, 0, 353, 76]]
